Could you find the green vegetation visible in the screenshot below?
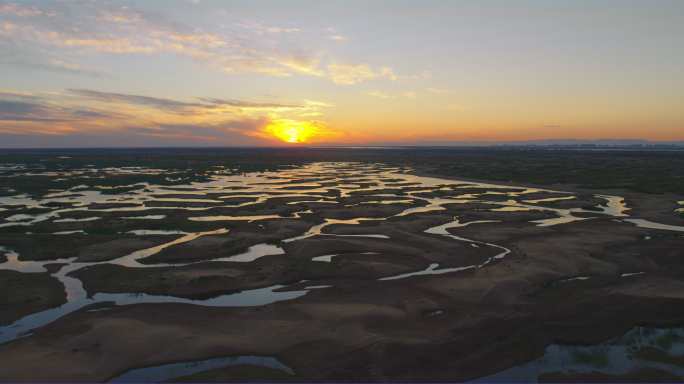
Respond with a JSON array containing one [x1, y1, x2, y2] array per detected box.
[[390, 148, 684, 194], [4, 147, 683, 196]]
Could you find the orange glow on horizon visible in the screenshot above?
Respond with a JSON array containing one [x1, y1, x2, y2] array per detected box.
[[265, 119, 321, 144]]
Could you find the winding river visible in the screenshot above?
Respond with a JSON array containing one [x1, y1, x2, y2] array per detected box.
[[1, 161, 683, 378]]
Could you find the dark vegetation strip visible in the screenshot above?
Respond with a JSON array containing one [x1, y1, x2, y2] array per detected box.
[[2, 147, 684, 196]]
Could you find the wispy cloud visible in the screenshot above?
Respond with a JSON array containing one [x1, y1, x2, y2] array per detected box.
[[68, 89, 204, 112], [330, 34, 347, 42], [0, 99, 58, 121], [0, 90, 43, 101], [368, 91, 392, 99], [0, 38, 106, 77], [328, 64, 397, 85], [0, 3, 313, 77], [237, 21, 301, 35], [324, 27, 347, 42], [127, 118, 268, 143], [68, 89, 322, 113], [0, 93, 126, 125], [366, 90, 416, 99], [0, 3, 398, 85], [0, 3, 45, 17], [0, 88, 333, 145], [426, 87, 452, 94], [198, 97, 302, 109]]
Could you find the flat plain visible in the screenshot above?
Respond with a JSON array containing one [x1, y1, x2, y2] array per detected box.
[[1, 147, 684, 382]]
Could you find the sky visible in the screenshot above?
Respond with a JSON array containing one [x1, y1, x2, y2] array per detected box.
[[1, 0, 683, 147]]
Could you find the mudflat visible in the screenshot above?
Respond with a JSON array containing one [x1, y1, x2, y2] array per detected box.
[[1, 150, 684, 382]]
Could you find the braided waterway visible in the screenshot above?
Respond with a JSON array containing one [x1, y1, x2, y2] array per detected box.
[[1, 161, 682, 351]]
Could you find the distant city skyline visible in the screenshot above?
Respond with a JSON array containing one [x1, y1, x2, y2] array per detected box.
[[1, 0, 683, 147]]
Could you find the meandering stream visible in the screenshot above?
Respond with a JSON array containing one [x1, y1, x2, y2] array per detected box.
[[1, 161, 682, 351]]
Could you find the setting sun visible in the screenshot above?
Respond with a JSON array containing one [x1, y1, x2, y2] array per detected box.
[[265, 119, 320, 144]]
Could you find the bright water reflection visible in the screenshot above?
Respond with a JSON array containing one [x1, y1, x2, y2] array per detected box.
[[1, 161, 682, 347]]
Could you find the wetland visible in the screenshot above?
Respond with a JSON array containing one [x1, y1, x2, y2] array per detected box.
[[1, 147, 684, 382]]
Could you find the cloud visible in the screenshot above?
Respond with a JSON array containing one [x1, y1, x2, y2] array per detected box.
[[0, 128, 267, 147], [67, 89, 326, 114], [276, 54, 324, 76], [0, 3, 318, 78], [0, 3, 44, 17], [67, 88, 332, 116], [303, 100, 334, 108], [327, 63, 397, 85], [68, 89, 203, 111], [403, 70, 432, 80], [238, 21, 301, 34], [198, 97, 302, 109], [96, 9, 145, 24], [128, 118, 268, 142], [0, 99, 56, 121], [324, 27, 347, 42], [264, 26, 300, 34], [0, 88, 333, 146], [0, 54, 105, 77], [426, 87, 452, 94], [379, 67, 398, 81], [0, 90, 43, 101], [70, 109, 121, 119], [366, 90, 416, 99], [0, 99, 44, 115], [366, 91, 393, 99], [0, 3, 398, 85], [0, 95, 125, 124]]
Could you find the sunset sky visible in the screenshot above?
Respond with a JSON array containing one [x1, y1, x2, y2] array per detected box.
[[1, 0, 683, 147]]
